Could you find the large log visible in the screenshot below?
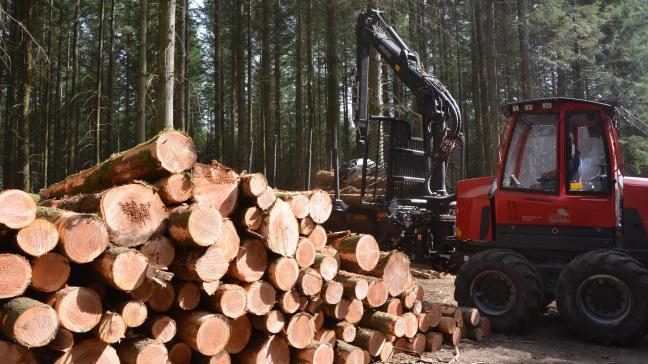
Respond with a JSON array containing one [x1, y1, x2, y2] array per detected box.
[[205, 284, 247, 319], [168, 204, 223, 247], [267, 256, 300, 291], [307, 189, 332, 224], [196, 351, 231, 364], [117, 337, 169, 363], [364, 278, 388, 308], [223, 315, 252, 354], [299, 216, 316, 235], [93, 247, 149, 291], [367, 251, 410, 297], [170, 245, 229, 283], [115, 299, 148, 328], [37, 207, 109, 263], [436, 316, 457, 334], [139, 235, 176, 267], [54, 338, 120, 364], [146, 314, 177, 343], [358, 310, 406, 337], [460, 307, 481, 327], [0, 189, 37, 229], [174, 281, 201, 310], [394, 333, 426, 355], [15, 218, 58, 257], [293, 342, 334, 364], [329, 234, 379, 273], [1, 297, 59, 347], [240, 173, 268, 198], [257, 199, 299, 256], [425, 332, 443, 351], [0, 253, 31, 299], [250, 309, 285, 334], [352, 328, 386, 357], [379, 341, 394, 362], [243, 280, 276, 315], [40, 130, 197, 199], [175, 310, 231, 356], [381, 298, 403, 316], [402, 312, 419, 338], [286, 312, 316, 349], [228, 239, 268, 282], [237, 334, 289, 364], [129, 278, 155, 302], [314, 329, 336, 346], [93, 311, 127, 344], [155, 173, 193, 205], [47, 286, 103, 333], [333, 341, 364, 364], [295, 237, 316, 268], [192, 161, 240, 217]]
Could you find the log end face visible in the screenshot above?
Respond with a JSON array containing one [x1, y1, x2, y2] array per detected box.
[[11, 301, 59, 347], [287, 313, 315, 349], [188, 205, 223, 246], [224, 315, 251, 354], [120, 300, 148, 328], [151, 315, 177, 343], [31, 252, 70, 293], [139, 235, 176, 267], [59, 214, 109, 263], [356, 235, 380, 272], [168, 342, 192, 364], [245, 281, 276, 316], [56, 287, 103, 333], [295, 238, 316, 269], [0, 254, 31, 299], [218, 285, 248, 319], [55, 339, 119, 364], [308, 189, 332, 224], [196, 246, 229, 283], [0, 189, 37, 229], [16, 219, 59, 257], [113, 250, 149, 292], [156, 130, 198, 173], [196, 315, 231, 356], [272, 257, 299, 291]]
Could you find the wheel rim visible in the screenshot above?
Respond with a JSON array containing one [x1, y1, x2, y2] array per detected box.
[[470, 270, 517, 316], [576, 274, 632, 326]]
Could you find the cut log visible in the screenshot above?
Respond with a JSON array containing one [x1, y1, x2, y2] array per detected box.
[[191, 161, 240, 217], [298, 268, 323, 297], [277, 290, 301, 314], [240, 173, 268, 198], [213, 219, 241, 261], [0, 340, 37, 363], [258, 199, 298, 256], [468, 327, 484, 342], [237, 334, 289, 364], [312, 311, 325, 331], [333, 341, 364, 364], [394, 333, 426, 355], [352, 327, 385, 357], [250, 309, 286, 334], [440, 304, 463, 325], [93, 311, 127, 344], [402, 312, 418, 338], [335, 322, 357, 343], [54, 338, 120, 364], [417, 312, 432, 332], [243, 280, 276, 315], [155, 173, 193, 204], [460, 307, 481, 327], [228, 239, 268, 282], [399, 285, 423, 309], [196, 351, 231, 364], [335, 271, 369, 300], [410, 300, 423, 314], [234, 207, 263, 230], [175, 310, 231, 356], [329, 234, 379, 273], [308, 225, 327, 251], [117, 337, 169, 363], [223, 315, 252, 354], [436, 316, 457, 334], [256, 187, 277, 210], [358, 310, 406, 337], [267, 256, 300, 291], [424, 303, 442, 328], [321, 280, 344, 305], [1, 297, 59, 347], [364, 279, 388, 308], [314, 329, 336, 346], [147, 314, 177, 343], [170, 245, 229, 283], [479, 317, 491, 336], [308, 189, 332, 224], [41, 130, 197, 199], [0, 253, 31, 299], [201, 280, 221, 296], [276, 192, 311, 219], [139, 235, 176, 267], [48, 327, 74, 352], [168, 342, 192, 364], [320, 245, 340, 264], [47, 286, 103, 333], [299, 216, 316, 235], [313, 253, 339, 281], [381, 298, 403, 316], [37, 207, 109, 263], [443, 326, 462, 347], [304, 297, 323, 315], [205, 284, 247, 319], [15, 218, 58, 257], [129, 278, 154, 302], [295, 237, 316, 268], [0, 189, 37, 229], [379, 341, 394, 362], [115, 300, 148, 328], [293, 342, 334, 364], [286, 312, 316, 349], [368, 251, 410, 297], [344, 299, 364, 324], [174, 281, 201, 310], [148, 282, 176, 312], [93, 247, 149, 291], [425, 332, 443, 351], [168, 204, 223, 247]]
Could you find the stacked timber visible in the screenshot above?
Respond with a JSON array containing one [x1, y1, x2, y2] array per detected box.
[[0, 131, 485, 363]]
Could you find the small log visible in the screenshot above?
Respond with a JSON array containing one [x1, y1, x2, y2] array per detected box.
[[298, 268, 323, 297], [313, 253, 339, 281], [0, 189, 37, 229], [48, 327, 74, 352], [169, 204, 223, 247], [328, 298, 365, 324], [258, 199, 299, 256], [93, 247, 149, 291], [15, 218, 58, 257], [175, 310, 231, 356], [335, 271, 369, 300], [223, 315, 252, 354], [321, 280, 344, 305], [367, 251, 410, 297], [54, 338, 120, 364], [286, 312, 316, 349], [333, 341, 364, 364], [47, 286, 103, 333], [240, 173, 268, 198], [250, 309, 286, 334], [234, 206, 263, 230], [308, 189, 332, 224], [294, 342, 334, 364], [329, 234, 379, 273], [201, 280, 221, 295], [478, 316, 491, 337], [37, 207, 109, 263], [352, 327, 385, 357], [277, 289, 301, 314], [256, 186, 277, 210], [425, 332, 443, 351], [358, 310, 406, 337], [228, 239, 268, 282], [213, 219, 241, 261], [1, 297, 59, 347], [276, 192, 311, 219], [364, 279, 388, 308], [314, 329, 336, 346], [379, 341, 394, 362], [139, 235, 176, 267], [436, 316, 457, 334], [394, 333, 426, 355], [460, 307, 481, 327], [402, 312, 419, 338], [267, 256, 300, 291], [147, 314, 177, 343], [115, 299, 148, 328], [168, 342, 192, 364], [192, 161, 240, 217], [0, 253, 31, 299], [299, 216, 316, 235], [320, 246, 340, 264], [130, 278, 155, 302], [440, 304, 463, 326], [174, 281, 201, 310], [410, 300, 423, 314], [237, 334, 290, 364], [170, 245, 229, 283], [155, 173, 193, 204], [93, 311, 127, 344], [117, 337, 168, 363], [381, 298, 403, 316], [148, 282, 176, 312], [443, 326, 462, 347], [334, 322, 357, 343], [424, 303, 442, 328], [308, 225, 327, 251], [205, 284, 247, 319], [243, 280, 276, 315], [417, 312, 432, 332], [295, 237, 316, 268]]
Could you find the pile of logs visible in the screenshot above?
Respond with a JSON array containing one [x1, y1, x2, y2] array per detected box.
[[0, 130, 487, 363]]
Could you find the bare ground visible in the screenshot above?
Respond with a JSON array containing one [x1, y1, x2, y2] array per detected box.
[[386, 272, 648, 364]]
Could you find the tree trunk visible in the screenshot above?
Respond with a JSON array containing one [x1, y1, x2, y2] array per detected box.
[[261, 0, 272, 176], [175, 0, 187, 131], [325, 0, 339, 163], [137, 0, 148, 143], [273, 0, 282, 184], [235, 0, 248, 169], [94, 0, 105, 164], [517, 0, 532, 99], [105, 0, 117, 159], [156, 0, 176, 131], [15, 0, 33, 191], [212, 0, 222, 160], [295, 0, 304, 187]]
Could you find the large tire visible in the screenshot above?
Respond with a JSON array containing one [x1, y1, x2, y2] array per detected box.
[[556, 250, 648, 345], [454, 249, 544, 332]]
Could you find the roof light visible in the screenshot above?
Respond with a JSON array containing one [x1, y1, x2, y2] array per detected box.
[[542, 102, 552, 110], [512, 105, 520, 112], [523, 104, 533, 111]]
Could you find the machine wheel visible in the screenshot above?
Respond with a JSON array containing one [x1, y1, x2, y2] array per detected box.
[[454, 249, 544, 332], [556, 250, 648, 345]]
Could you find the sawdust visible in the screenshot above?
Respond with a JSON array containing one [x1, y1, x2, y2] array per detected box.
[[119, 200, 151, 227]]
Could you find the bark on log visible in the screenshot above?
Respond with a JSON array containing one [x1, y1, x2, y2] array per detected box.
[[168, 342, 193, 364], [367, 251, 410, 297], [148, 282, 176, 312], [250, 309, 285, 334], [115, 299, 148, 328], [93, 247, 149, 291], [256, 187, 277, 210], [93, 311, 127, 344], [308, 189, 332, 224], [402, 312, 419, 338], [293, 342, 334, 364], [169, 204, 223, 247], [0, 189, 37, 229], [313, 253, 339, 281], [358, 310, 406, 337], [436, 316, 457, 334], [424, 303, 442, 328], [54, 338, 120, 364], [308, 225, 327, 251], [478, 317, 491, 336], [333, 341, 364, 364], [461, 307, 481, 327], [174, 281, 201, 310], [146, 314, 177, 343], [329, 234, 379, 273], [234, 207, 263, 231], [277, 290, 301, 314], [0, 253, 31, 299], [117, 337, 169, 363], [48, 327, 74, 352], [155, 173, 193, 204], [443, 326, 462, 347], [15, 218, 58, 257], [258, 199, 298, 256], [286, 312, 316, 349], [334, 322, 357, 343], [41, 130, 197, 199], [228, 239, 268, 282], [335, 271, 369, 301], [1, 297, 59, 347], [223, 315, 252, 354], [237, 334, 289, 364], [170, 245, 229, 283], [129, 278, 155, 302], [192, 161, 240, 217], [267, 256, 299, 291], [139, 235, 175, 267], [243, 280, 276, 315], [175, 310, 231, 356], [468, 327, 483, 342], [240, 173, 268, 198], [321, 280, 344, 305], [205, 284, 247, 319], [298, 268, 323, 297], [314, 329, 337, 346], [47, 286, 103, 333], [299, 217, 316, 235], [381, 298, 403, 316], [312, 311, 325, 331], [352, 327, 386, 357], [394, 333, 426, 355], [425, 332, 443, 351], [295, 237, 316, 268]]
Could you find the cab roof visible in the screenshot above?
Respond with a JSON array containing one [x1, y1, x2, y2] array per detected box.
[[502, 97, 616, 116]]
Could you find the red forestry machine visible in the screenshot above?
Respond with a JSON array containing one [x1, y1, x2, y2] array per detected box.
[[326, 8, 648, 345]]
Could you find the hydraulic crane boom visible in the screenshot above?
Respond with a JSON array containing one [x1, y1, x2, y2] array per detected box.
[[354, 9, 462, 197]]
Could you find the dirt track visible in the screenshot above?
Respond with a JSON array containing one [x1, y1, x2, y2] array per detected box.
[[387, 273, 648, 364]]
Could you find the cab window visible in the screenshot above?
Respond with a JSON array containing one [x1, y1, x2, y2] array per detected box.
[[502, 113, 559, 192], [566, 111, 610, 193]]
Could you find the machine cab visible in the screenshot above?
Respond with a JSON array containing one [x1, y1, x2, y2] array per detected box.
[[457, 98, 621, 251]]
